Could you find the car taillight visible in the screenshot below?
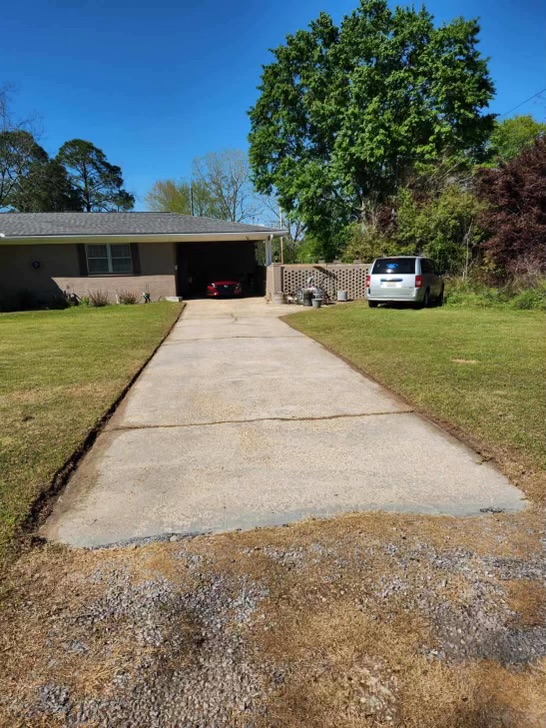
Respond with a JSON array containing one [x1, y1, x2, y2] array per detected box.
[[365, 275, 371, 288], [415, 275, 422, 289]]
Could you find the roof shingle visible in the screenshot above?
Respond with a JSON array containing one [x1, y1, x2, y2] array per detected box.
[[0, 212, 282, 238]]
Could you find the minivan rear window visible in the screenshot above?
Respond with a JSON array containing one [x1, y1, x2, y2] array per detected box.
[[372, 258, 416, 275]]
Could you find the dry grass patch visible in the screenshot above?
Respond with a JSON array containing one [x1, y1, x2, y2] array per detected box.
[[1, 510, 544, 727], [505, 580, 546, 628], [0, 545, 199, 714]]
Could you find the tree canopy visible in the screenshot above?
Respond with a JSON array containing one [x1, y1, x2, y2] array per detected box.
[[146, 149, 260, 223], [1, 89, 134, 212], [0, 130, 47, 210], [248, 0, 495, 258], [488, 115, 546, 164], [0, 86, 42, 209], [56, 139, 134, 212], [477, 138, 546, 278], [192, 149, 257, 222], [9, 158, 81, 212], [145, 178, 220, 217]]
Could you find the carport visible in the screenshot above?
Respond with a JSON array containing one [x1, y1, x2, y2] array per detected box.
[[176, 240, 262, 297]]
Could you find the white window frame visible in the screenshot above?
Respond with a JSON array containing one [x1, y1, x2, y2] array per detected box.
[[86, 243, 133, 276]]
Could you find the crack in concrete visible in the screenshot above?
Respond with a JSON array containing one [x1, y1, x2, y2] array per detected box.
[[163, 335, 300, 344], [106, 409, 415, 433]]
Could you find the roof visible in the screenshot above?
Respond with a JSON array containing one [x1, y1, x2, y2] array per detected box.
[[0, 212, 284, 239]]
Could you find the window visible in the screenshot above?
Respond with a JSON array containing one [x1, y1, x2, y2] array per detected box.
[[86, 244, 133, 275], [421, 259, 434, 274], [372, 258, 416, 275]]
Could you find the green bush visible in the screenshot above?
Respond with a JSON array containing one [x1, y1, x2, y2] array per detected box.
[[509, 287, 546, 310], [341, 223, 400, 263], [338, 185, 485, 274], [444, 276, 546, 309], [396, 186, 486, 275], [445, 290, 499, 307]]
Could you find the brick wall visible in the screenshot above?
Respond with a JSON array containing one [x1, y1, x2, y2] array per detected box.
[[0, 242, 177, 308]]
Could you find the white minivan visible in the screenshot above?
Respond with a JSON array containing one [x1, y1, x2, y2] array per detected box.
[[366, 256, 444, 308]]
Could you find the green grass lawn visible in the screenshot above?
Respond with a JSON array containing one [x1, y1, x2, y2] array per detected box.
[[0, 303, 181, 566], [287, 304, 546, 479]]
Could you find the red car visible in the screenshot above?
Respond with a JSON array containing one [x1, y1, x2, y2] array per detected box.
[[206, 280, 243, 298]]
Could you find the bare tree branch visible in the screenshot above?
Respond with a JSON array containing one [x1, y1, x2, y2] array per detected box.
[[192, 149, 260, 223]]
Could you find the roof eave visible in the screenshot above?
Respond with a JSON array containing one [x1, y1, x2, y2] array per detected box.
[[0, 231, 288, 245]]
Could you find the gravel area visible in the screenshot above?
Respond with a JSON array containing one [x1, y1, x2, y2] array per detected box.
[[1, 512, 545, 727], [23, 565, 273, 727]]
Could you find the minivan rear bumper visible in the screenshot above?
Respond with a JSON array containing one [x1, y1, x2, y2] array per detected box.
[[366, 289, 424, 303]]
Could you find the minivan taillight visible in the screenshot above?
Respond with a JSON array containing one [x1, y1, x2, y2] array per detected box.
[[415, 275, 422, 289], [365, 274, 371, 288]]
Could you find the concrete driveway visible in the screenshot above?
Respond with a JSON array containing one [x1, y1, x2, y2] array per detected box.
[[43, 298, 525, 547]]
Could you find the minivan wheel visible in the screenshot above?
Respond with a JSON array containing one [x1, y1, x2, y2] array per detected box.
[[420, 290, 430, 309], [368, 300, 379, 308], [437, 286, 444, 306]]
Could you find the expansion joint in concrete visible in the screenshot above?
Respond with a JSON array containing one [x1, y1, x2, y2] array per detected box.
[[163, 335, 300, 343]]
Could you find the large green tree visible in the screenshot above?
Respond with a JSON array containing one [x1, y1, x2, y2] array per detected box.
[[248, 0, 495, 258], [9, 157, 82, 212], [0, 85, 42, 209], [56, 139, 134, 212], [0, 130, 45, 209], [488, 115, 546, 164]]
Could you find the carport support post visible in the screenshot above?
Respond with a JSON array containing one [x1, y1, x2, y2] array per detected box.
[[265, 235, 273, 266], [266, 263, 283, 301]]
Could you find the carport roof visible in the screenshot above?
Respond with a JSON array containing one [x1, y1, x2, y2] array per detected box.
[[0, 212, 285, 242]]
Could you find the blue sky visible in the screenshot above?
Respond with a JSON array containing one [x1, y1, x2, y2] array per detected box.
[[2, 0, 545, 210]]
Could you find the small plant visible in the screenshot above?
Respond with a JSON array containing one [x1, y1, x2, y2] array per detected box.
[[88, 289, 110, 307], [116, 290, 139, 305]]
